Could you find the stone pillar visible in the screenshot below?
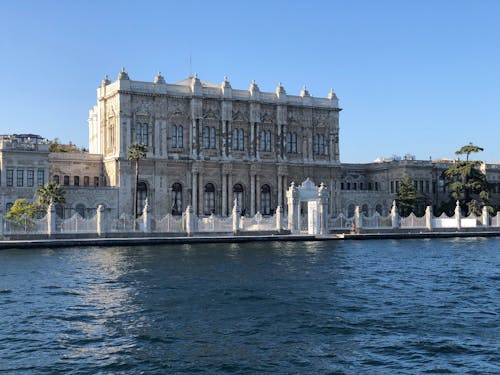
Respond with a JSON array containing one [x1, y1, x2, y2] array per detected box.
[[277, 174, 283, 212], [232, 199, 240, 235], [142, 198, 151, 233], [222, 173, 228, 217], [192, 171, 198, 216], [455, 200, 461, 229], [287, 182, 300, 234], [354, 206, 362, 230], [482, 206, 490, 227], [318, 183, 329, 235], [96, 204, 105, 237], [425, 205, 432, 231], [256, 175, 261, 213], [185, 205, 195, 236], [391, 200, 400, 229], [275, 205, 282, 233], [47, 202, 56, 237], [250, 174, 256, 216]]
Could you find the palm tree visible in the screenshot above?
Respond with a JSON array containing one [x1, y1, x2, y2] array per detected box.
[[36, 181, 66, 208], [128, 143, 147, 220]]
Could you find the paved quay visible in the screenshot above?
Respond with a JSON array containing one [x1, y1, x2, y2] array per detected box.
[[2, 230, 500, 250]]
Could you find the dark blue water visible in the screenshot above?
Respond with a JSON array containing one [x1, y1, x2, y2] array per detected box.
[[1, 238, 499, 374]]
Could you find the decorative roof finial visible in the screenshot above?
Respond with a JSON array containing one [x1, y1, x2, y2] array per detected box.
[[276, 81, 286, 96], [300, 85, 310, 97], [101, 75, 111, 86], [117, 67, 129, 80], [328, 88, 337, 100], [221, 75, 231, 89], [154, 71, 166, 84]]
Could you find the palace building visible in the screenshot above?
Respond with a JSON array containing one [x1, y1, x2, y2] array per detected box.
[[2, 69, 500, 219]]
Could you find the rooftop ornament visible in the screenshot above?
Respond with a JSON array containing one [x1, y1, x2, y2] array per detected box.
[[153, 71, 166, 84], [118, 67, 130, 80]]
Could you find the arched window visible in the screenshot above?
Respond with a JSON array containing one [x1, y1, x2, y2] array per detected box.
[[137, 182, 148, 215], [265, 131, 271, 151], [171, 125, 177, 148], [287, 132, 297, 153], [362, 204, 369, 216], [177, 126, 183, 148], [260, 184, 271, 215], [204, 183, 215, 215], [233, 183, 244, 211], [314, 134, 326, 155], [171, 183, 182, 215], [56, 204, 64, 219], [232, 128, 244, 151], [135, 123, 148, 146], [376, 204, 383, 215], [203, 126, 210, 148], [53, 175, 60, 184], [260, 130, 271, 152], [210, 127, 216, 148], [75, 204, 85, 218]]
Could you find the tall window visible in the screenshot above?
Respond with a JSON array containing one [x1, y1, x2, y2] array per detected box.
[[314, 134, 326, 155], [6, 169, 14, 186], [260, 130, 271, 152], [203, 126, 216, 149], [233, 183, 244, 211], [53, 175, 60, 184], [287, 132, 297, 153], [37, 169, 44, 186], [64, 175, 70, 186], [94, 176, 99, 186], [83, 176, 90, 186], [233, 128, 244, 151], [74, 176, 80, 186], [171, 183, 182, 215], [17, 169, 24, 187], [27, 170, 34, 187], [260, 184, 271, 215], [137, 182, 148, 215], [136, 123, 149, 146], [204, 183, 215, 215], [171, 125, 183, 148]]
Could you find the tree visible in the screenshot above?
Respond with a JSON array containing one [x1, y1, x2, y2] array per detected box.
[[49, 138, 82, 153], [128, 143, 147, 220], [36, 181, 66, 208], [396, 175, 417, 217], [441, 143, 490, 216], [6, 199, 42, 229]]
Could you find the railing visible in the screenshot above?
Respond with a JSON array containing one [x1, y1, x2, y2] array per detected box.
[[400, 213, 427, 228], [328, 213, 354, 230]]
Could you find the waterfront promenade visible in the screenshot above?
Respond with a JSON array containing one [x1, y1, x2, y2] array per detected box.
[[3, 228, 500, 250]]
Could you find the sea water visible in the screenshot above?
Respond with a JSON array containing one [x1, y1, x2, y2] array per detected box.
[[1, 238, 499, 373]]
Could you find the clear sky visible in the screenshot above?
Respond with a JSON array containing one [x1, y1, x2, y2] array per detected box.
[[1, 0, 499, 163]]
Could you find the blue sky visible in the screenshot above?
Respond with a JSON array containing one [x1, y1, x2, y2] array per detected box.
[[1, 0, 499, 163]]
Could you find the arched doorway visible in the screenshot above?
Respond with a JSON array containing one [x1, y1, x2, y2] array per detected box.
[[137, 182, 147, 216], [260, 184, 271, 215], [204, 183, 215, 215], [233, 183, 244, 214], [171, 183, 182, 215]]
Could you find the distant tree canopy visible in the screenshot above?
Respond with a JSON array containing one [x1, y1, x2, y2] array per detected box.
[[440, 143, 491, 216], [6, 199, 43, 228], [396, 175, 428, 216], [49, 138, 84, 153]]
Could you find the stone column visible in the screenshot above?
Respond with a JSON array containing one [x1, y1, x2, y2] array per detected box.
[[250, 122, 255, 159], [425, 205, 433, 231], [482, 206, 490, 227], [232, 199, 240, 235], [354, 206, 362, 230], [142, 198, 151, 233], [198, 172, 204, 216], [221, 174, 228, 217], [192, 171, 198, 216], [185, 205, 194, 236], [287, 182, 300, 234], [96, 204, 105, 237], [277, 174, 283, 212], [275, 205, 282, 233], [227, 173, 233, 213], [250, 174, 256, 216], [256, 175, 261, 213], [318, 183, 329, 235], [47, 202, 56, 237], [391, 200, 400, 229], [455, 200, 461, 230]]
